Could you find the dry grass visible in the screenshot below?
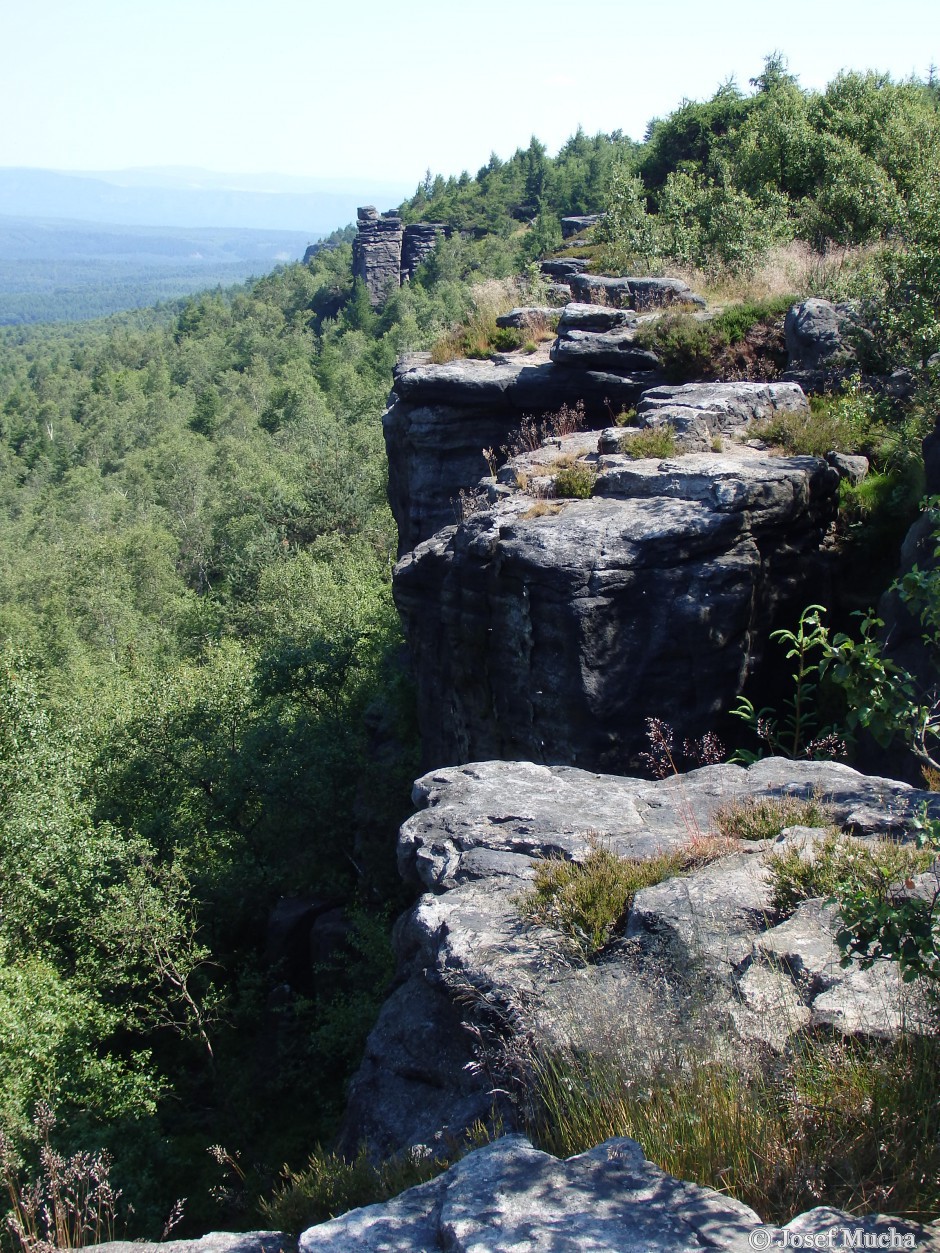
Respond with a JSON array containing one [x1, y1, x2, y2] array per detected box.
[[429, 278, 556, 364], [518, 500, 563, 520], [526, 1031, 940, 1223], [713, 793, 831, 842], [666, 240, 880, 306]]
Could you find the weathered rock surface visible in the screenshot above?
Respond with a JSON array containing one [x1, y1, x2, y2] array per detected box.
[[393, 436, 838, 771], [301, 1134, 939, 1252], [550, 327, 662, 370], [402, 222, 447, 280], [635, 381, 809, 444], [384, 356, 659, 555], [569, 274, 706, 310], [561, 213, 604, 237], [97, 1235, 292, 1253], [539, 258, 590, 278], [557, 302, 636, 332], [341, 758, 935, 1158]]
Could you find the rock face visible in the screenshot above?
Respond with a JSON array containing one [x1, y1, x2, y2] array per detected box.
[[352, 207, 446, 306], [300, 1134, 938, 1252], [627, 380, 810, 451], [393, 425, 838, 772], [402, 222, 447, 280], [561, 213, 604, 237], [341, 757, 935, 1158]]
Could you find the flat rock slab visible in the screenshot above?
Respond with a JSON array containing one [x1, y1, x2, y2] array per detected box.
[[97, 1236, 292, 1253], [550, 328, 662, 370], [557, 302, 637, 332], [301, 1135, 939, 1252], [496, 307, 560, 329]]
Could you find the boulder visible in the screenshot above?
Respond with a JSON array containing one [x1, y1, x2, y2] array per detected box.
[[401, 222, 446, 280], [628, 381, 810, 450], [495, 306, 558, 330], [561, 213, 605, 237], [557, 302, 636, 332], [393, 448, 839, 771], [784, 298, 861, 371], [539, 258, 590, 278], [96, 1235, 291, 1253], [550, 327, 662, 371], [341, 758, 936, 1157]]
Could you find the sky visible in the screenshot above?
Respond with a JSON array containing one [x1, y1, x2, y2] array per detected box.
[[1, 0, 937, 189]]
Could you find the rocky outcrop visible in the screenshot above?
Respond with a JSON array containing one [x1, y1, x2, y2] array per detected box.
[[623, 380, 810, 451], [784, 297, 862, 373], [402, 222, 447, 280], [341, 757, 935, 1156], [352, 207, 446, 306], [97, 1235, 291, 1253], [301, 1134, 938, 1251], [495, 306, 559, 330], [569, 273, 706, 309], [561, 213, 604, 237], [384, 351, 660, 555], [393, 420, 838, 772]]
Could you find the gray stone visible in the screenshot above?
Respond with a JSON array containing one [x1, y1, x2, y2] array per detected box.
[[635, 381, 810, 440], [825, 451, 869, 483], [547, 283, 573, 303], [539, 258, 590, 278], [561, 214, 605, 237], [557, 303, 636, 333], [97, 1235, 292, 1253], [341, 758, 935, 1157], [353, 207, 404, 308], [550, 328, 662, 371], [401, 223, 446, 281], [569, 274, 705, 310], [784, 299, 862, 371], [384, 358, 658, 555]]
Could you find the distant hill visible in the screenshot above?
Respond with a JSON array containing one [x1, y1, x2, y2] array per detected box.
[[0, 167, 414, 232]]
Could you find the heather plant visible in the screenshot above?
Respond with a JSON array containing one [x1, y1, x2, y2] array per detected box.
[[713, 794, 831, 842]]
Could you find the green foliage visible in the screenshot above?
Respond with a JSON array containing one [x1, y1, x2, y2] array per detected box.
[[636, 298, 793, 382], [712, 794, 829, 842], [765, 829, 933, 914], [730, 606, 844, 762], [259, 1144, 451, 1234], [516, 844, 689, 955]]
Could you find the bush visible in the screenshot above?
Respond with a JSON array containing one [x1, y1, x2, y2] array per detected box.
[[618, 428, 676, 459], [552, 464, 594, 498], [765, 829, 934, 914]]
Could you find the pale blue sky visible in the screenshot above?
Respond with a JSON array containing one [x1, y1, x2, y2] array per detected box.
[[1, 0, 936, 187]]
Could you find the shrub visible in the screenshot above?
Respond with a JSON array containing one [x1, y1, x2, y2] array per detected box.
[[618, 428, 676, 459], [765, 829, 935, 914], [516, 842, 697, 956], [713, 794, 830, 841], [553, 464, 594, 498]]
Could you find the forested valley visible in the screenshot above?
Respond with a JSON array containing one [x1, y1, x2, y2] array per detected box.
[[1, 59, 940, 1242]]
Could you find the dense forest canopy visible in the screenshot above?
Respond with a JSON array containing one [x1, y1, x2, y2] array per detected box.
[[1, 58, 940, 1243]]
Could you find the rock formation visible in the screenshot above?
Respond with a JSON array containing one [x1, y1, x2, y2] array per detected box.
[[352, 207, 447, 306], [392, 382, 839, 773], [340, 757, 935, 1158]]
